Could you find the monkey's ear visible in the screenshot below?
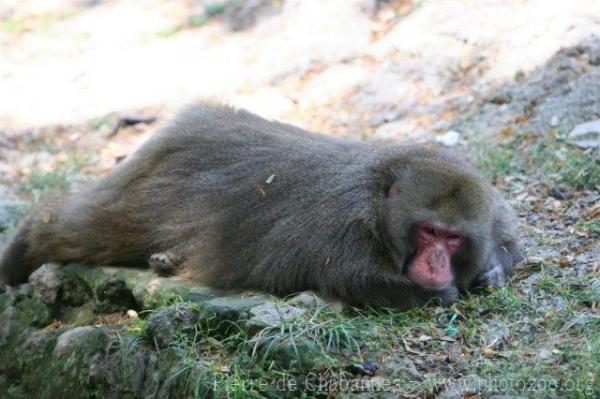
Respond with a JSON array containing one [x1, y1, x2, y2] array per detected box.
[[385, 174, 417, 198], [386, 180, 403, 198], [385, 167, 416, 198]]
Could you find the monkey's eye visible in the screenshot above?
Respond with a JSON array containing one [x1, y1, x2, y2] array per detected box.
[[423, 226, 437, 236], [446, 234, 464, 251]]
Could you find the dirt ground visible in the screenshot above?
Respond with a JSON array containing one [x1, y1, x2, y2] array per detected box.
[[0, 0, 599, 180], [0, 0, 599, 398]]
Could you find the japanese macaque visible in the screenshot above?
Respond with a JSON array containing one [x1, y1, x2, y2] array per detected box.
[[0, 104, 521, 309]]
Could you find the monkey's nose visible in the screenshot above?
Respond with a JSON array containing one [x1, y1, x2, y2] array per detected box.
[[427, 249, 446, 272]]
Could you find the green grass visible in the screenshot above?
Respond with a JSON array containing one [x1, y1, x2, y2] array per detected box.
[[17, 153, 87, 201], [577, 220, 600, 238], [475, 131, 600, 190], [111, 278, 594, 397], [3, 273, 597, 398]]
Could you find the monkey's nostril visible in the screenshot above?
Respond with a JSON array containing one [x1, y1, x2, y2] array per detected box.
[[427, 249, 446, 271]]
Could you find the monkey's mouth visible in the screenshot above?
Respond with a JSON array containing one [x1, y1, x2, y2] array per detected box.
[[403, 251, 455, 291], [406, 274, 453, 291]]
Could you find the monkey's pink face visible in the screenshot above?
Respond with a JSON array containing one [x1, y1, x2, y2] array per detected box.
[[406, 221, 466, 291]]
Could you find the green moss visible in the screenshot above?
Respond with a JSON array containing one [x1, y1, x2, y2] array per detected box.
[[577, 220, 600, 238], [2, 258, 598, 397], [59, 302, 96, 326], [57, 274, 93, 306], [474, 132, 600, 190], [12, 296, 54, 329], [0, 293, 12, 312], [94, 277, 138, 313], [558, 151, 600, 189]]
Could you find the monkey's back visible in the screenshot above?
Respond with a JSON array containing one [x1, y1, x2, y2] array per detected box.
[[117, 104, 386, 293]]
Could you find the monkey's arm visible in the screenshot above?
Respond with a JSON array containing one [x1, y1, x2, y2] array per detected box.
[[319, 267, 459, 310], [473, 191, 522, 288]]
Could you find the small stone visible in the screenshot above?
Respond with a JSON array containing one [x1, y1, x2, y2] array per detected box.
[[417, 334, 432, 342], [489, 93, 512, 105], [127, 309, 139, 319], [346, 361, 378, 376], [54, 326, 96, 357], [203, 295, 269, 320], [145, 303, 201, 348], [538, 348, 553, 360], [19, 328, 60, 356], [29, 263, 61, 304], [435, 130, 461, 147], [548, 186, 568, 200], [566, 120, 600, 148], [287, 291, 324, 308], [380, 355, 422, 379], [248, 301, 305, 327], [526, 256, 544, 265]]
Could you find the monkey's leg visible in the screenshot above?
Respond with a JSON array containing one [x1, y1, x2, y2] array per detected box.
[[0, 193, 157, 285], [0, 217, 36, 285]]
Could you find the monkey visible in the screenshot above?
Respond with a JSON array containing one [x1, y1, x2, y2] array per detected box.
[[0, 103, 522, 309]]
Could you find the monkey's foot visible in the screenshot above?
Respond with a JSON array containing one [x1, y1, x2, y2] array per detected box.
[[148, 252, 179, 276]]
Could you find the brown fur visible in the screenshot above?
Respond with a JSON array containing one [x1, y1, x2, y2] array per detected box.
[[0, 103, 521, 309]]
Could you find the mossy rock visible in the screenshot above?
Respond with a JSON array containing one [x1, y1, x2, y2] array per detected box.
[[95, 277, 139, 313], [56, 274, 93, 307], [0, 296, 54, 344], [145, 303, 202, 348], [59, 302, 96, 326], [203, 295, 269, 321], [0, 293, 12, 312]]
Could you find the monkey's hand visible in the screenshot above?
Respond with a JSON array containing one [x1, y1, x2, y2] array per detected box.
[[473, 244, 518, 288]]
